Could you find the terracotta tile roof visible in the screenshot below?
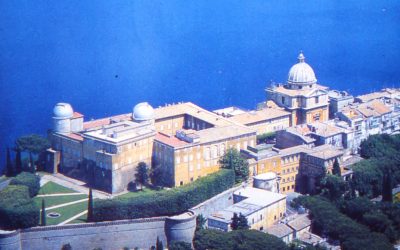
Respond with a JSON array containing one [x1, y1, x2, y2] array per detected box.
[[154, 132, 189, 148], [229, 108, 290, 125], [83, 114, 131, 130], [154, 102, 234, 127], [72, 112, 84, 118], [65, 133, 84, 141], [356, 100, 391, 117]]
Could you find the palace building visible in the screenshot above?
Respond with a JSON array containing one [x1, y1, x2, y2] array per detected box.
[[46, 102, 256, 193], [266, 53, 329, 126]]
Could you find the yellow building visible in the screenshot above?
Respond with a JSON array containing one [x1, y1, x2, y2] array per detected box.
[[47, 102, 156, 194], [153, 102, 257, 186], [208, 187, 286, 232], [265, 53, 329, 125]]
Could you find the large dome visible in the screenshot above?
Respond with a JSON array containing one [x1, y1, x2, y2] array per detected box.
[[133, 102, 154, 121], [287, 53, 317, 85], [53, 103, 73, 119]]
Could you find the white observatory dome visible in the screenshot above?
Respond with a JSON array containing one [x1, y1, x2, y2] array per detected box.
[[133, 102, 154, 121], [53, 103, 73, 119], [287, 52, 317, 85]]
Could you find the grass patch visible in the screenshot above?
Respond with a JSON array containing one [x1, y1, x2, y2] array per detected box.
[[45, 200, 88, 225], [69, 214, 88, 224], [116, 188, 158, 199], [38, 181, 77, 195], [34, 194, 87, 208]]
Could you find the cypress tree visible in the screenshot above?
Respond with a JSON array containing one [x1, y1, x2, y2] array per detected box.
[[5, 147, 15, 177], [87, 188, 94, 222], [332, 158, 341, 176], [230, 212, 239, 230], [156, 236, 163, 250], [15, 148, 22, 174], [382, 173, 393, 203], [41, 199, 46, 226]]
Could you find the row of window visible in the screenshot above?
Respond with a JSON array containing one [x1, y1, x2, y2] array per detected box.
[[282, 185, 295, 192]]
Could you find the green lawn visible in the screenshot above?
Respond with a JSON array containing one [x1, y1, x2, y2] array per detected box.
[[38, 181, 77, 194], [45, 201, 88, 225], [69, 213, 88, 224], [34, 194, 87, 208], [116, 188, 158, 199]]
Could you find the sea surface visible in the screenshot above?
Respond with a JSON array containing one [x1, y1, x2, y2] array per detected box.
[[0, 1, 400, 168]]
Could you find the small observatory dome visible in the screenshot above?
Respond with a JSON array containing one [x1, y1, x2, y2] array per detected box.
[[53, 103, 73, 133], [287, 52, 317, 86], [253, 172, 278, 193], [53, 103, 74, 119], [133, 102, 154, 121]]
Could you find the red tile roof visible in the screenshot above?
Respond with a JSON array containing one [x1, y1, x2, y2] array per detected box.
[[65, 133, 84, 141], [155, 132, 189, 148], [72, 112, 84, 118]]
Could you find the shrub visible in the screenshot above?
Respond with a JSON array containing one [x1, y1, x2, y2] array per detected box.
[[0, 185, 39, 229], [193, 229, 287, 250], [93, 169, 235, 221], [168, 241, 191, 250], [10, 172, 40, 197]]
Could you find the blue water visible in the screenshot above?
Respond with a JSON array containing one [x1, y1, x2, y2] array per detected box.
[[1, 1, 400, 169]]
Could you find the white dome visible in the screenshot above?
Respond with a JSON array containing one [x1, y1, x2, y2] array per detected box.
[[287, 52, 317, 85], [133, 102, 154, 121], [53, 103, 73, 119]]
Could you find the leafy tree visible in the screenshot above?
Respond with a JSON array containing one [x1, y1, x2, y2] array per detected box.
[[87, 188, 94, 222], [15, 134, 50, 172], [341, 197, 374, 221], [135, 162, 149, 189], [317, 175, 347, 201], [196, 214, 206, 231], [238, 213, 249, 230], [168, 241, 192, 250], [219, 148, 249, 183], [5, 147, 15, 177], [382, 173, 393, 203], [10, 172, 41, 197], [350, 159, 383, 198], [230, 212, 239, 230], [0, 185, 39, 229], [332, 158, 341, 176], [15, 148, 22, 174], [156, 236, 163, 250], [41, 199, 46, 226]]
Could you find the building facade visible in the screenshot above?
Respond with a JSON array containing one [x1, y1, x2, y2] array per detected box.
[[266, 53, 329, 125]]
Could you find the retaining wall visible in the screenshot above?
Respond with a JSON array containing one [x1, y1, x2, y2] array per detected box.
[[0, 213, 195, 250]]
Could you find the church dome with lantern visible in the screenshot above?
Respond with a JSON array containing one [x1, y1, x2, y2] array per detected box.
[[287, 52, 317, 88]]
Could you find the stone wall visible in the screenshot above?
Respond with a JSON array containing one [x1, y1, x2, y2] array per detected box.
[[0, 212, 196, 250]]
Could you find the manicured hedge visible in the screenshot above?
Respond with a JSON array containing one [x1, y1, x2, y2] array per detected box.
[[0, 185, 39, 230], [10, 172, 41, 197], [93, 169, 235, 221]]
